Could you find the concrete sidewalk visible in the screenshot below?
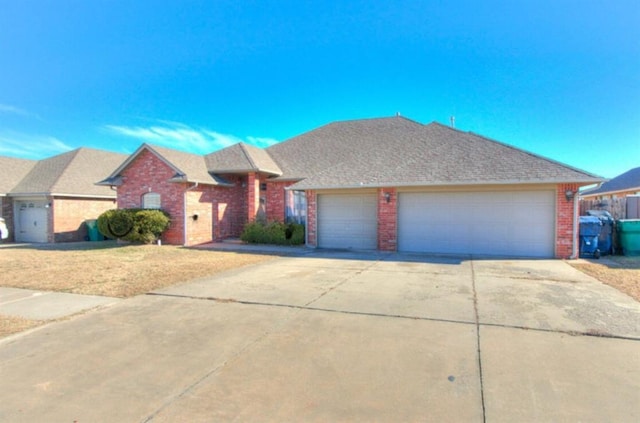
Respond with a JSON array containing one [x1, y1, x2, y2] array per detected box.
[[0, 287, 119, 320], [0, 253, 638, 422]]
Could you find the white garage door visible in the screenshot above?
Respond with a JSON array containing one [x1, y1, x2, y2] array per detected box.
[[317, 193, 377, 250], [16, 201, 49, 243], [398, 191, 555, 257]]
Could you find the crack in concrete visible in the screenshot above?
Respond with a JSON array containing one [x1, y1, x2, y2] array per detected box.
[[470, 260, 487, 423]]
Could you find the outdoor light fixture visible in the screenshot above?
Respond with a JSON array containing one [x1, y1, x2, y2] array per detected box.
[[192, 213, 199, 221], [565, 189, 575, 202], [384, 192, 392, 203]]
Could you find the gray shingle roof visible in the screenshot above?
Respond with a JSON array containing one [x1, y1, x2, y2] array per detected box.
[[205, 143, 282, 175], [10, 148, 127, 197], [266, 116, 602, 189], [581, 167, 640, 197], [0, 156, 36, 195]]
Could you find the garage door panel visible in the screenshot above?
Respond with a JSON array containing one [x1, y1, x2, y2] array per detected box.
[[318, 194, 377, 250], [398, 191, 555, 257]]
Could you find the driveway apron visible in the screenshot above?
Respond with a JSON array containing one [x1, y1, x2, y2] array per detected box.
[[0, 252, 638, 422]]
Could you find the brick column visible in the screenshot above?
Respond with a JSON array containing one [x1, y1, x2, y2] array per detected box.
[[378, 188, 398, 251], [306, 190, 317, 247], [556, 183, 578, 259], [246, 172, 260, 222]]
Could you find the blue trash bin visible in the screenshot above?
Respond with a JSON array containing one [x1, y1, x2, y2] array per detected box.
[[586, 210, 614, 255], [579, 216, 602, 258]]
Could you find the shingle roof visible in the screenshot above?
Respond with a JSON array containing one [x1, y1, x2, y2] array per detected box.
[[0, 156, 36, 195], [204, 143, 282, 175], [10, 148, 127, 197], [266, 116, 602, 189], [581, 167, 640, 197]]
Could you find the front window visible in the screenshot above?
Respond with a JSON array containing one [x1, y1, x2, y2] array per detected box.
[[285, 190, 306, 225], [142, 192, 161, 209]]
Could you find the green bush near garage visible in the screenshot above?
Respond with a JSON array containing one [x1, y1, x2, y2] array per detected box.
[[97, 209, 171, 244], [240, 221, 305, 246]]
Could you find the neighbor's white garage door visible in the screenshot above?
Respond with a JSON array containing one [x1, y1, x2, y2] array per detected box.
[[398, 191, 555, 257], [317, 193, 377, 250], [16, 201, 49, 243]]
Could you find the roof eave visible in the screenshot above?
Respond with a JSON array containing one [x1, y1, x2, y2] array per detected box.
[[291, 177, 605, 191], [210, 168, 283, 177]]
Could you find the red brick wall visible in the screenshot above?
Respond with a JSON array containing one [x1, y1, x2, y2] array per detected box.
[[556, 183, 579, 259], [118, 149, 186, 245], [52, 197, 117, 242], [247, 173, 260, 222], [306, 190, 317, 246], [266, 181, 295, 223], [212, 175, 247, 240], [378, 188, 397, 251]]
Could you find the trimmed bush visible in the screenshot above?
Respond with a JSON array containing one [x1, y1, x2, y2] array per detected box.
[[97, 209, 170, 244], [240, 221, 305, 246]]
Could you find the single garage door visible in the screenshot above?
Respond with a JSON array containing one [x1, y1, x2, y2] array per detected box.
[[317, 193, 377, 249], [16, 201, 49, 243], [398, 191, 555, 257]]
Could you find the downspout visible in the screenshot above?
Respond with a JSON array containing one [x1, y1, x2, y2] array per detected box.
[[183, 182, 199, 246], [570, 191, 579, 259]]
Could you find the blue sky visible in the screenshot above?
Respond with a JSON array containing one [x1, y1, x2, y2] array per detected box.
[[0, 0, 638, 178]]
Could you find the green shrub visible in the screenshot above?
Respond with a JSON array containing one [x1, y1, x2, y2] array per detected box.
[[240, 221, 305, 245], [97, 209, 170, 244]]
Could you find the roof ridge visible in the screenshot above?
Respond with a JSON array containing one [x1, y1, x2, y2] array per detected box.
[[238, 142, 258, 171], [48, 148, 82, 193]]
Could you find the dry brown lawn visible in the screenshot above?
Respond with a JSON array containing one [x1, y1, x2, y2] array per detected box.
[[0, 242, 274, 338], [0, 241, 273, 298], [570, 255, 640, 302]]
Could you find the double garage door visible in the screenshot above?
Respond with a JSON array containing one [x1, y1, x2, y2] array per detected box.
[[317, 191, 555, 257]]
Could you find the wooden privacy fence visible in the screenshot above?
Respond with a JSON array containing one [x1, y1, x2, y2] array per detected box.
[[579, 197, 627, 220]]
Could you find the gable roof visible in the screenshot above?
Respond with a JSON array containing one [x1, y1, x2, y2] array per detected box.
[[205, 142, 282, 176], [98, 143, 233, 186], [10, 148, 127, 197], [581, 167, 640, 197], [266, 116, 603, 189], [0, 156, 36, 195]]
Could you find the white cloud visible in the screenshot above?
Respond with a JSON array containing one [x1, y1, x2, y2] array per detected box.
[[106, 121, 278, 153], [0, 131, 73, 159], [0, 103, 41, 120]]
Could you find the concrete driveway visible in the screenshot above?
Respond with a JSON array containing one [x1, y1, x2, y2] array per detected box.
[[1, 251, 638, 422]]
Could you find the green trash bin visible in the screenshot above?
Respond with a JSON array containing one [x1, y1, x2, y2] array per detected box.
[[86, 219, 100, 241], [617, 219, 640, 256]]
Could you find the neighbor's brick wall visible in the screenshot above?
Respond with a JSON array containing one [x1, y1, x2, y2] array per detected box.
[[52, 197, 117, 242], [306, 190, 317, 246], [266, 181, 295, 223], [556, 183, 578, 259], [378, 188, 397, 251], [118, 149, 186, 245]]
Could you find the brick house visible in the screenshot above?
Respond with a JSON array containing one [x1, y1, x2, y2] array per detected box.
[[580, 167, 640, 201], [0, 148, 127, 243], [99, 116, 602, 258]]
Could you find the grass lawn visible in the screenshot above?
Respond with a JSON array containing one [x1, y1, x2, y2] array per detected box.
[[0, 241, 274, 337], [0, 241, 273, 298], [570, 255, 640, 302]]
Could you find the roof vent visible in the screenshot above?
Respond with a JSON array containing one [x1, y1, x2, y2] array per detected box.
[[450, 116, 455, 128]]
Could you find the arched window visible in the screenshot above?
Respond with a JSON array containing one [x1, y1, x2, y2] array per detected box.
[[142, 192, 161, 209]]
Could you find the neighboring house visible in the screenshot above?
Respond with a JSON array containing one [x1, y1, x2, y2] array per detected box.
[[0, 156, 37, 241], [580, 166, 640, 219], [580, 167, 640, 200], [1, 148, 127, 243], [99, 116, 602, 258]]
